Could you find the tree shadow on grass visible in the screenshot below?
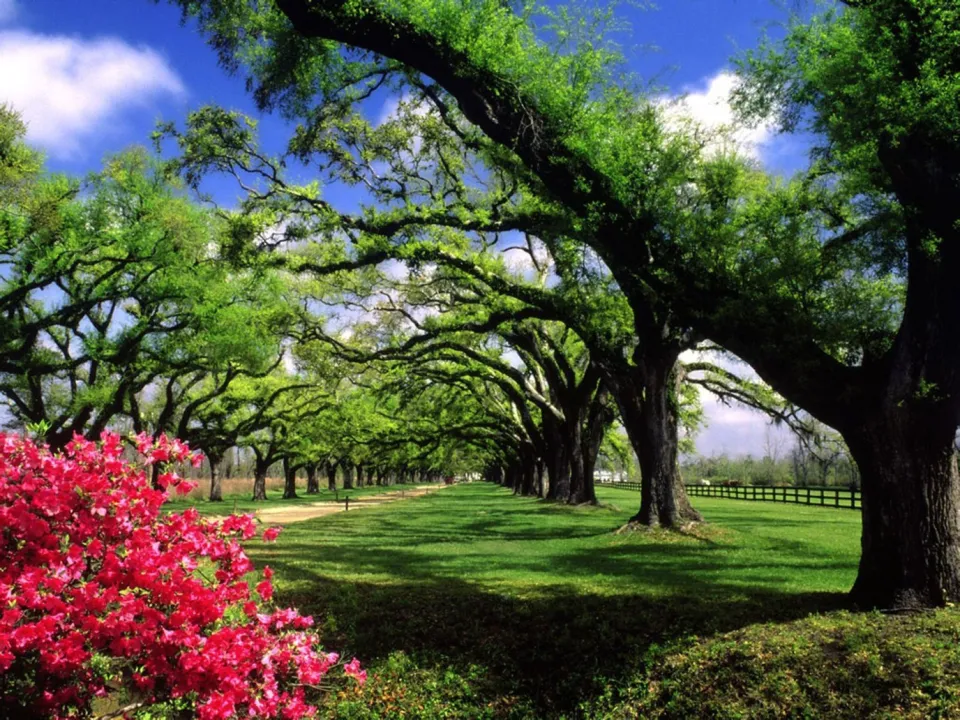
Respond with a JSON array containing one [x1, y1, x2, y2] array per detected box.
[[268, 556, 850, 718], [255, 486, 856, 717]]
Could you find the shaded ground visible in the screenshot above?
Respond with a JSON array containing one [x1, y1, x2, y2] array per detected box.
[[241, 484, 872, 718]]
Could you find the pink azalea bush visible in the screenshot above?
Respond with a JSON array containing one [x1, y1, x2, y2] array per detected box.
[[0, 432, 362, 719]]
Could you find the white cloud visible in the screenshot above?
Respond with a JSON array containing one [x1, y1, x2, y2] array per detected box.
[[381, 259, 410, 281], [377, 93, 432, 127], [696, 396, 795, 458], [0, 30, 185, 158], [503, 245, 551, 278], [682, 345, 792, 456], [377, 95, 403, 127], [662, 71, 773, 161], [498, 234, 557, 284], [0, 0, 16, 25]]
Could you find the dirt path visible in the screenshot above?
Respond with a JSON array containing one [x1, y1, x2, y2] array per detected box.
[[253, 485, 450, 524]]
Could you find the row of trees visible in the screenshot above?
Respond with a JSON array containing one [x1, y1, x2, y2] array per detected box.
[[1, 94, 758, 512], [158, 0, 960, 609], [2, 99, 647, 507], [6, 0, 954, 609], [0, 107, 490, 502], [154, 86, 784, 515]]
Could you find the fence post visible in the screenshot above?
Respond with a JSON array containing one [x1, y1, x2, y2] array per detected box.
[[673, 482, 858, 511]]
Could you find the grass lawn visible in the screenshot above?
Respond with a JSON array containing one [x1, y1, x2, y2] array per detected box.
[[238, 483, 960, 719]]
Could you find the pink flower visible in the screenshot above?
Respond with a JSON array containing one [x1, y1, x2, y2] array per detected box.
[[149, 446, 171, 464], [263, 527, 282, 543], [0, 432, 345, 720], [255, 579, 274, 601], [134, 432, 153, 455], [343, 657, 366, 684]]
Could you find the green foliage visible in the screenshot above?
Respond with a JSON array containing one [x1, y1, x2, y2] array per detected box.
[[0, 104, 42, 202], [735, 0, 960, 199], [588, 609, 960, 719], [330, 651, 526, 720], [0, 136, 309, 448], [164, 0, 909, 468], [598, 424, 635, 476]]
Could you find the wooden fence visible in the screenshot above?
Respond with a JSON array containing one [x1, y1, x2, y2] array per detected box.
[[684, 483, 861, 510], [596, 481, 861, 510], [595, 480, 643, 492]]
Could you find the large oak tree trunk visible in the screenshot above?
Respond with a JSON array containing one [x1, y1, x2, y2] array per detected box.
[[342, 461, 354, 490], [838, 205, 960, 609], [326, 461, 337, 491], [845, 411, 960, 609], [582, 387, 609, 486], [517, 447, 537, 496], [604, 353, 701, 527], [504, 463, 518, 492], [306, 463, 319, 494], [282, 457, 298, 499], [543, 419, 570, 501], [208, 450, 225, 502], [565, 418, 595, 505], [252, 459, 269, 501], [356, 463, 365, 488], [636, 356, 701, 526]]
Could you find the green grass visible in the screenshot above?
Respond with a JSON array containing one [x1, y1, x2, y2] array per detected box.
[[223, 482, 960, 719], [258, 485, 861, 597]]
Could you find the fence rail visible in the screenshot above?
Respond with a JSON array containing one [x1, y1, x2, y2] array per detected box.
[[596, 480, 643, 492], [596, 481, 861, 510], [684, 483, 861, 510]]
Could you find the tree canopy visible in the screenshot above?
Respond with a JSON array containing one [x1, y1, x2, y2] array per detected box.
[[158, 0, 960, 610]]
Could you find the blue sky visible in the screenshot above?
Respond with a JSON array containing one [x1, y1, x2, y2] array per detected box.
[[0, 0, 806, 457]]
